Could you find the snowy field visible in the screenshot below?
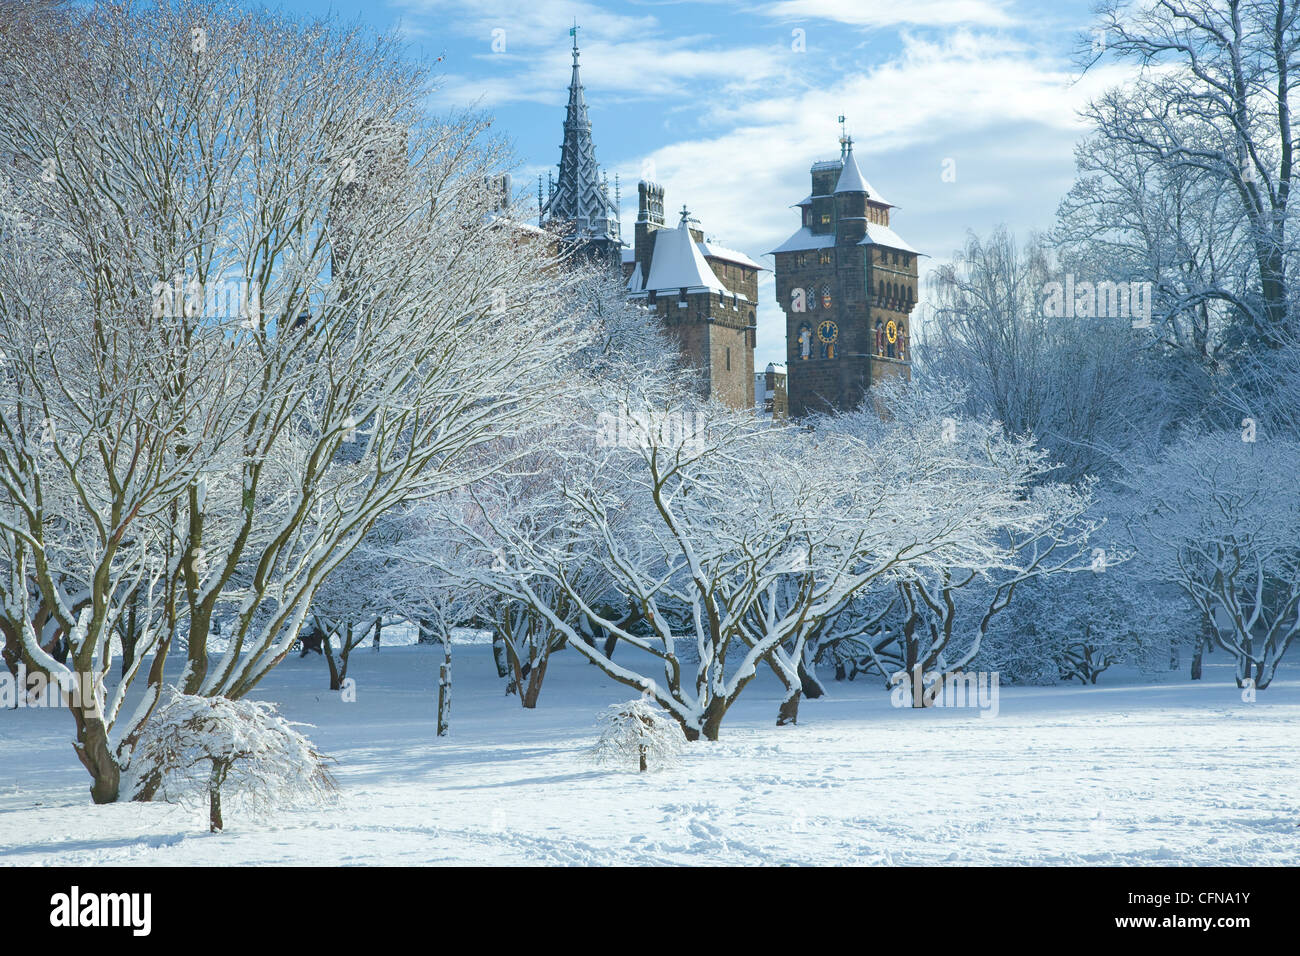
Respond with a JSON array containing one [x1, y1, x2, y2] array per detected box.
[[2, 643, 1297, 866]]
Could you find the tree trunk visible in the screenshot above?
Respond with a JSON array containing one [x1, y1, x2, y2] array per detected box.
[[437, 642, 451, 737], [72, 711, 120, 804], [120, 590, 139, 678], [337, 623, 354, 684], [0, 620, 19, 681], [322, 631, 342, 691], [638, 743, 648, 772], [797, 658, 824, 699], [491, 631, 509, 678], [776, 690, 801, 726], [700, 698, 727, 741], [521, 655, 549, 709], [208, 761, 228, 832]]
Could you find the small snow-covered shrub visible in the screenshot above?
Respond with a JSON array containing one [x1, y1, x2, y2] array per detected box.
[[125, 692, 336, 831], [591, 699, 686, 772]]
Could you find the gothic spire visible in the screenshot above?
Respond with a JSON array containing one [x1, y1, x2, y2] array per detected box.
[[540, 24, 620, 248]]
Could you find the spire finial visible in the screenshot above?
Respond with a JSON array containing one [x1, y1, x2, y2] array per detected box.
[[838, 114, 849, 160], [679, 203, 690, 225], [570, 20, 580, 62]]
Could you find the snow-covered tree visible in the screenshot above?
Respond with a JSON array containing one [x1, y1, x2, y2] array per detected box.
[[0, 1, 580, 802], [1127, 431, 1300, 690], [976, 557, 1191, 684], [816, 385, 1109, 705], [920, 228, 1165, 482], [590, 699, 686, 773], [380, 263, 674, 712], [451, 372, 1073, 738], [125, 691, 335, 832], [1084, 0, 1300, 342]]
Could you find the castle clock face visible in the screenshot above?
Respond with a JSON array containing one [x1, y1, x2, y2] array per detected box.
[[817, 320, 839, 344], [885, 319, 899, 344]]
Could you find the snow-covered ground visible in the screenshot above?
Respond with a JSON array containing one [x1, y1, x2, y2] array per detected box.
[[2, 643, 1296, 865]]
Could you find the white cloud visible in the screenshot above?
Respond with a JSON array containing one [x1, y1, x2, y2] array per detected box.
[[398, 0, 795, 109], [758, 0, 1019, 29]]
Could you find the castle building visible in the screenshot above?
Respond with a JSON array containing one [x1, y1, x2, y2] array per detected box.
[[540, 27, 762, 410], [770, 136, 920, 416], [621, 187, 762, 410]]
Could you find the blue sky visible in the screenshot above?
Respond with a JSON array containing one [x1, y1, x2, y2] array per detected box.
[[270, 0, 1134, 367]]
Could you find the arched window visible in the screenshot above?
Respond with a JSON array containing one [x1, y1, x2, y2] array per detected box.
[[878, 280, 885, 299]]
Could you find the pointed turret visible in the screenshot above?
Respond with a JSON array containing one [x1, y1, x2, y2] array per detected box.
[[834, 138, 869, 244], [539, 25, 621, 258], [834, 139, 891, 206]]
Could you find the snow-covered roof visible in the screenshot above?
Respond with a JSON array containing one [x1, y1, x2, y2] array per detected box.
[[620, 247, 635, 264], [858, 222, 921, 256], [766, 362, 787, 375], [698, 241, 765, 271], [768, 227, 836, 255], [835, 145, 891, 206], [791, 194, 812, 208], [625, 261, 643, 292], [642, 219, 727, 294]]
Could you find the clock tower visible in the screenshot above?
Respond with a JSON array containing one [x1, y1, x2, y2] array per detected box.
[[770, 134, 920, 417]]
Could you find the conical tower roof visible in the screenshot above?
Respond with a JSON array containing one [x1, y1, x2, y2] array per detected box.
[[834, 140, 891, 206], [540, 26, 619, 242]]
